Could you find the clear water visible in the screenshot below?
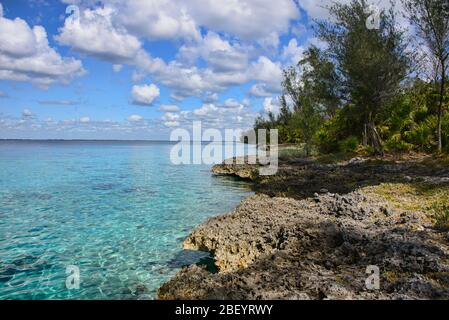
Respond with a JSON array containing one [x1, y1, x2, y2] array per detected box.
[[0, 141, 254, 300]]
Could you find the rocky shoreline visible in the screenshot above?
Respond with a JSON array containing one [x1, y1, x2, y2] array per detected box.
[[158, 156, 449, 300]]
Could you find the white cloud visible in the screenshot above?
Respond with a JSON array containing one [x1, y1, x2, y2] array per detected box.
[[282, 38, 305, 65], [162, 112, 180, 121], [250, 56, 283, 83], [220, 98, 242, 109], [248, 56, 283, 96], [158, 104, 180, 112], [0, 4, 85, 88], [263, 97, 280, 114], [187, 0, 299, 41], [203, 92, 218, 103], [64, 0, 298, 42], [167, 99, 258, 131], [131, 84, 160, 106], [298, 0, 406, 27], [56, 6, 142, 63], [22, 108, 33, 119], [128, 114, 144, 122], [54, 1, 301, 101], [115, 0, 200, 41], [193, 103, 218, 117], [79, 116, 90, 123], [53, 0, 405, 107], [249, 83, 277, 97], [0, 8, 36, 57], [178, 31, 249, 72], [164, 121, 180, 127]]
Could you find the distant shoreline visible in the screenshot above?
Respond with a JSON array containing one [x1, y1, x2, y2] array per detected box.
[[0, 139, 257, 144]]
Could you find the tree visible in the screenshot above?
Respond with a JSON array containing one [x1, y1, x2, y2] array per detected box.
[[404, 0, 449, 153], [277, 95, 292, 126], [282, 59, 324, 156], [288, 97, 323, 156], [299, 47, 341, 118], [317, 0, 410, 155]]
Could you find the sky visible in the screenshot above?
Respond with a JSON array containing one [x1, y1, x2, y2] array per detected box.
[[0, 0, 400, 140]]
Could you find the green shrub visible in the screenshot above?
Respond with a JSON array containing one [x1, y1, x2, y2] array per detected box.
[[403, 116, 436, 152], [316, 108, 356, 154], [338, 136, 359, 153], [385, 133, 413, 153]]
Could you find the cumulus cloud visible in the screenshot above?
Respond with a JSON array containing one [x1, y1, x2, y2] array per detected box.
[[249, 83, 278, 97], [263, 97, 280, 114], [56, 6, 142, 63], [52, 0, 406, 105], [56, 0, 300, 100], [164, 121, 180, 127], [247, 56, 283, 96], [63, 0, 298, 42], [114, 0, 200, 41], [162, 99, 258, 132], [131, 84, 160, 106], [298, 0, 407, 27], [250, 56, 283, 83], [162, 112, 180, 122], [79, 116, 90, 123], [203, 92, 219, 103], [146, 53, 283, 100], [178, 31, 249, 72], [219, 98, 244, 109], [192, 103, 218, 117], [22, 108, 34, 119], [161, 112, 184, 128], [282, 38, 305, 65], [0, 3, 85, 88], [187, 0, 299, 41], [128, 114, 144, 122]]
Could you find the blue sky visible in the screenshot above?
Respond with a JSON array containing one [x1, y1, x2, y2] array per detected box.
[[0, 0, 393, 140]]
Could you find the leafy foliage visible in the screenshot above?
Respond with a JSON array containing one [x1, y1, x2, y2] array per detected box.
[[251, 0, 449, 157]]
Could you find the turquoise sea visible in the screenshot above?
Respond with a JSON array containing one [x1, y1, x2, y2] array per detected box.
[[0, 141, 254, 300]]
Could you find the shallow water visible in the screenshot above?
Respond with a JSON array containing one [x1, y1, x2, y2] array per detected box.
[[0, 141, 254, 299]]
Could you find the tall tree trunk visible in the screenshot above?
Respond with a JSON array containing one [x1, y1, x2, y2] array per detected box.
[[437, 59, 446, 153], [366, 112, 384, 156], [363, 123, 368, 146]]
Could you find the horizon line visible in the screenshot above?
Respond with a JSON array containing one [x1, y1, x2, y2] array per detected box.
[[0, 138, 252, 143]]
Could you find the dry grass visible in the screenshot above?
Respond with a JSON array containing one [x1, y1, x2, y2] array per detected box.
[[363, 182, 449, 228]]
